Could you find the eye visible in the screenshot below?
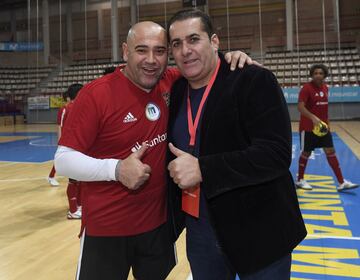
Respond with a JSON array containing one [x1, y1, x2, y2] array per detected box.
[[172, 41, 180, 48], [136, 49, 146, 54], [155, 49, 166, 55], [189, 37, 199, 44]]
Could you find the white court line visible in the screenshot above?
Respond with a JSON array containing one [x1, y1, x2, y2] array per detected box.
[[0, 176, 64, 182], [29, 142, 57, 147], [29, 144, 57, 147], [307, 234, 360, 241]]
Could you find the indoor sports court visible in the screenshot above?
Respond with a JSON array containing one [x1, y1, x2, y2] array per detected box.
[[0, 1, 360, 279]]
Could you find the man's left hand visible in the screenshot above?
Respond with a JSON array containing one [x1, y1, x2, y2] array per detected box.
[[168, 143, 202, 189], [225, 51, 262, 71]]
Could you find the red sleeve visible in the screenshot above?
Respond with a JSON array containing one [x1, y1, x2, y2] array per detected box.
[[325, 84, 329, 93], [58, 83, 106, 153], [164, 67, 182, 84], [298, 84, 309, 103], [57, 106, 65, 125], [60, 107, 67, 127]]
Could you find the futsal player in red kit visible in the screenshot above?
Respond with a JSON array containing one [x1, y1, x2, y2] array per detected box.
[[60, 83, 83, 219], [47, 91, 69, 186], [295, 64, 358, 191], [54, 21, 255, 280]]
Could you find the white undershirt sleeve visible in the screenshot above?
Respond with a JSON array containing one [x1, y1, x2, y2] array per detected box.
[[54, 145, 119, 181]]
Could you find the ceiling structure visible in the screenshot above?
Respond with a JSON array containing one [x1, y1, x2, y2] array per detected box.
[[0, 0, 28, 10]]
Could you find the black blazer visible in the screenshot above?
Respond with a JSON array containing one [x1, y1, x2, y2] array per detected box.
[[167, 53, 307, 275]]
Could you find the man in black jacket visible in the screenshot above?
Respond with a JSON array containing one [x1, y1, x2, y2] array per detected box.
[[167, 9, 307, 280]]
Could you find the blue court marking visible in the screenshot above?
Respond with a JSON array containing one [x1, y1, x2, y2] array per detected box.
[[235, 133, 360, 279], [292, 238, 360, 279], [0, 132, 58, 163], [289, 132, 360, 279]]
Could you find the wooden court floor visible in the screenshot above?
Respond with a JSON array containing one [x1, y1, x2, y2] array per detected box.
[[0, 121, 359, 280]]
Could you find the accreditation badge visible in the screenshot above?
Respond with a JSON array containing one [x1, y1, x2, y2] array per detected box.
[[182, 185, 200, 218]]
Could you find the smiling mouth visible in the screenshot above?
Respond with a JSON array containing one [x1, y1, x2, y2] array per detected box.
[[142, 68, 158, 75], [184, 59, 198, 65]]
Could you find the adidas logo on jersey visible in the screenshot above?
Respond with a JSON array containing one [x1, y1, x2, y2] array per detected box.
[[123, 112, 137, 123]]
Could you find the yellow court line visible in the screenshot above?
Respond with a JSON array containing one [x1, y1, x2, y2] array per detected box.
[[0, 135, 39, 143]]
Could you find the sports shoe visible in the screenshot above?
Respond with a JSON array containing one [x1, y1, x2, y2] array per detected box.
[[295, 179, 313, 190], [337, 179, 359, 191], [67, 208, 82, 219], [47, 177, 59, 186]]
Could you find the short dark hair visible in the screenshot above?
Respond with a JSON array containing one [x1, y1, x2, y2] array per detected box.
[[66, 83, 83, 100], [62, 90, 68, 102], [103, 66, 116, 75], [167, 9, 214, 42], [309, 64, 329, 78]]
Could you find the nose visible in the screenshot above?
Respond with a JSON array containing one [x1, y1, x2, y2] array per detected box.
[[181, 41, 191, 56], [146, 51, 155, 64]]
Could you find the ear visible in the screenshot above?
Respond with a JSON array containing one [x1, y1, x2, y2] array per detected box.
[[210, 34, 220, 52], [122, 42, 129, 61]]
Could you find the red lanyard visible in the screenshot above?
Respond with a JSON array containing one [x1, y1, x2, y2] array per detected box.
[[187, 59, 221, 149]]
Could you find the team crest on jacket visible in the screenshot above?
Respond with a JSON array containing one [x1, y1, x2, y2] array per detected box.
[[145, 103, 161, 121], [161, 92, 170, 107]]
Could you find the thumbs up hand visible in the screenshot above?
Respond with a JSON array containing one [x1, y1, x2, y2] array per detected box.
[[117, 142, 152, 190], [168, 143, 203, 189]]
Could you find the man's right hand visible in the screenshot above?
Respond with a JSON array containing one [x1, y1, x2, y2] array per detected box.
[[311, 116, 321, 127], [117, 142, 151, 190]]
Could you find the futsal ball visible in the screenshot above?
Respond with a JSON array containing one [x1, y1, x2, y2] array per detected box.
[[312, 121, 329, 137]]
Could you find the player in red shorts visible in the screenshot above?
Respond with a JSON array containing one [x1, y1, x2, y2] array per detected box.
[[47, 90, 69, 186], [295, 64, 358, 191], [61, 83, 83, 219], [54, 21, 254, 280]]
